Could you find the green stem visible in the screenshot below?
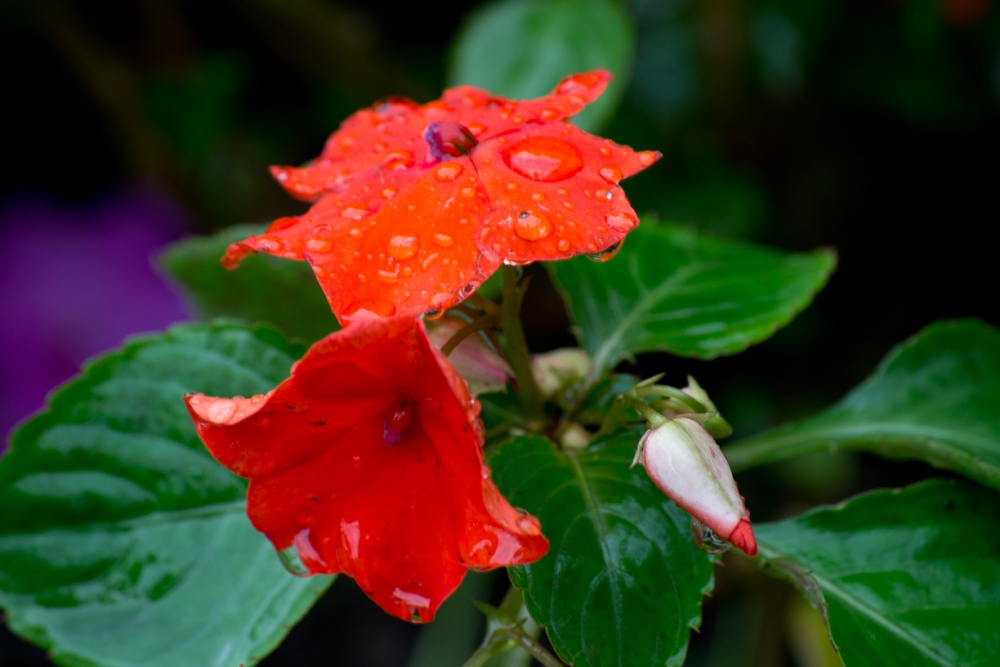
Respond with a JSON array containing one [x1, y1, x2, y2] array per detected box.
[[441, 314, 497, 356], [502, 265, 542, 420], [511, 631, 566, 667], [621, 395, 667, 427], [634, 385, 706, 412]]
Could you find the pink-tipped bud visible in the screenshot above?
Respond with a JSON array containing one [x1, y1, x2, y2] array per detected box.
[[635, 416, 756, 556]]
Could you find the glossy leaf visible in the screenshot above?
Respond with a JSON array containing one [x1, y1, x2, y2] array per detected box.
[[488, 429, 714, 667], [755, 479, 1000, 667], [449, 0, 635, 132], [548, 222, 836, 375], [158, 224, 339, 343], [0, 323, 332, 667], [725, 319, 1000, 490]]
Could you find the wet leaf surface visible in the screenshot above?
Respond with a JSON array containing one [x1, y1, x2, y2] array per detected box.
[[0, 323, 332, 667], [488, 429, 714, 667], [755, 479, 1000, 667]]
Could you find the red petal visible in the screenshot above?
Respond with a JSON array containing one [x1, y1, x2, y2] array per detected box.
[[184, 317, 548, 622], [727, 518, 758, 557], [472, 123, 660, 263]]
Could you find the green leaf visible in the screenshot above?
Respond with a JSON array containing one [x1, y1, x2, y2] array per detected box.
[[449, 0, 635, 132], [725, 319, 1000, 490], [754, 479, 1000, 667], [548, 222, 836, 376], [158, 224, 340, 343], [488, 429, 714, 667], [0, 323, 332, 667]]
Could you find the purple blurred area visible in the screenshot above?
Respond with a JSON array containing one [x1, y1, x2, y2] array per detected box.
[[0, 185, 191, 448]]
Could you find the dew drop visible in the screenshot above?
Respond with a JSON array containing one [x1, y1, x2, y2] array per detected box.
[[269, 216, 300, 231], [425, 121, 478, 159], [402, 266, 413, 277], [380, 150, 415, 170], [349, 228, 363, 238], [351, 455, 363, 469], [423, 253, 439, 269], [587, 240, 623, 262], [388, 235, 418, 259], [434, 163, 464, 182], [342, 202, 372, 220], [254, 236, 284, 253], [344, 299, 396, 318], [638, 151, 658, 167], [540, 107, 559, 120], [503, 137, 584, 182], [382, 186, 398, 199], [531, 192, 544, 202], [306, 237, 333, 253], [467, 123, 487, 136], [563, 201, 574, 210], [606, 212, 636, 231], [377, 268, 399, 284], [460, 187, 476, 198], [514, 210, 553, 241], [557, 71, 604, 95], [600, 146, 611, 157], [557, 239, 570, 252], [599, 165, 622, 183]]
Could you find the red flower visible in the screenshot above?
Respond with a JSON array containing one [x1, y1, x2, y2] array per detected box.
[[222, 70, 660, 323], [184, 316, 548, 622]]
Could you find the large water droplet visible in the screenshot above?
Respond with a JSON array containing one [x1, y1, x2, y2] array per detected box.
[[306, 236, 333, 253], [557, 239, 571, 253], [376, 268, 399, 284], [380, 150, 415, 170], [432, 233, 454, 247], [514, 210, 553, 241], [503, 137, 584, 182], [425, 121, 478, 159], [342, 202, 372, 220], [434, 163, 464, 182], [278, 544, 312, 577], [599, 165, 622, 183], [638, 151, 659, 167], [691, 517, 730, 555], [606, 212, 636, 231], [388, 235, 418, 259], [587, 240, 623, 262]]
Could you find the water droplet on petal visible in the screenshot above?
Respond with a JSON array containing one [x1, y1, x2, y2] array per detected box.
[[540, 107, 559, 120], [514, 210, 553, 241], [388, 235, 418, 259], [425, 121, 478, 158], [557, 71, 604, 95], [206, 399, 237, 423], [377, 268, 399, 284], [467, 123, 487, 136], [557, 239, 570, 252], [563, 201, 574, 210], [638, 151, 659, 167], [342, 202, 372, 220], [460, 187, 476, 198], [344, 299, 396, 318], [606, 212, 636, 231], [382, 186, 398, 199], [434, 163, 463, 182], [532, 192, 544, 202], [587, 240, 623, 262], [254, 236, 284, 253], [306, 237, 333, 253], [503, 137, 584, 182], [599, 165, 622, 183], [351, 455, 363, 469]]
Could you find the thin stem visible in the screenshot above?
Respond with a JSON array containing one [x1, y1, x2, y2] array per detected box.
[[621, 395, 668, 427], [441, 314, 497, 356], [634, 385, 706, 412], [511, 631, 566, 667], [467, 292, 501, 315], [502, 265, 542, 420]]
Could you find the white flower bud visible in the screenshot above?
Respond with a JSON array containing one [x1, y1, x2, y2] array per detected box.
[[635, 416, 756, 555]]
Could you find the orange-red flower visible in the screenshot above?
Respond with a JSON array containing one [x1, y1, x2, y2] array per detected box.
[[223, 70, 660, 323], [184, 316, 548, 622]]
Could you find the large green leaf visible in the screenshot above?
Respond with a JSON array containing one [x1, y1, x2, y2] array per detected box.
[[755, 479, 1000, 667], [0, 323, 332, 667], [158, 224, 339, 343], [547, 222, 836, 376], [449, 0, 634, 132], [725, 319, 1000, 489], [488, 429, 714, 667]]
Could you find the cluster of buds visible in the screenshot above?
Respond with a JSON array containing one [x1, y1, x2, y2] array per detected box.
[[620, 376, 756, 556]]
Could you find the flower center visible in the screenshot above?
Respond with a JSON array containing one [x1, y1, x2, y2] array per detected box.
[[384, 397, 417, 445], [424, 121, 478, 160]]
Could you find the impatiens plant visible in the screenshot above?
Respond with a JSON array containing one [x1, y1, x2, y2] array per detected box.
[[2, 68, 999, 667]]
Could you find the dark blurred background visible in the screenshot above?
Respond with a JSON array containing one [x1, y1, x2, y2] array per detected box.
[[2, 0, 997, 665]]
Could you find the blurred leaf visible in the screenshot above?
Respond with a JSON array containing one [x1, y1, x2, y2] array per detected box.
[[449, 0, 635, 132], [755, 479, 1000, 667], [489, 429, 714, 667], [547, 222, 836, 377], [0, 323, 331, 667], [657, 167, 770, 239], [158, 224, 339, 344], [725, 319, 1000, 490]]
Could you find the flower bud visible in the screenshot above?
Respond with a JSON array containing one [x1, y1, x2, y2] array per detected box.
[[426, 317, 512, 396], [634, 416, 756, 555], [531, 348, 592, 398]]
